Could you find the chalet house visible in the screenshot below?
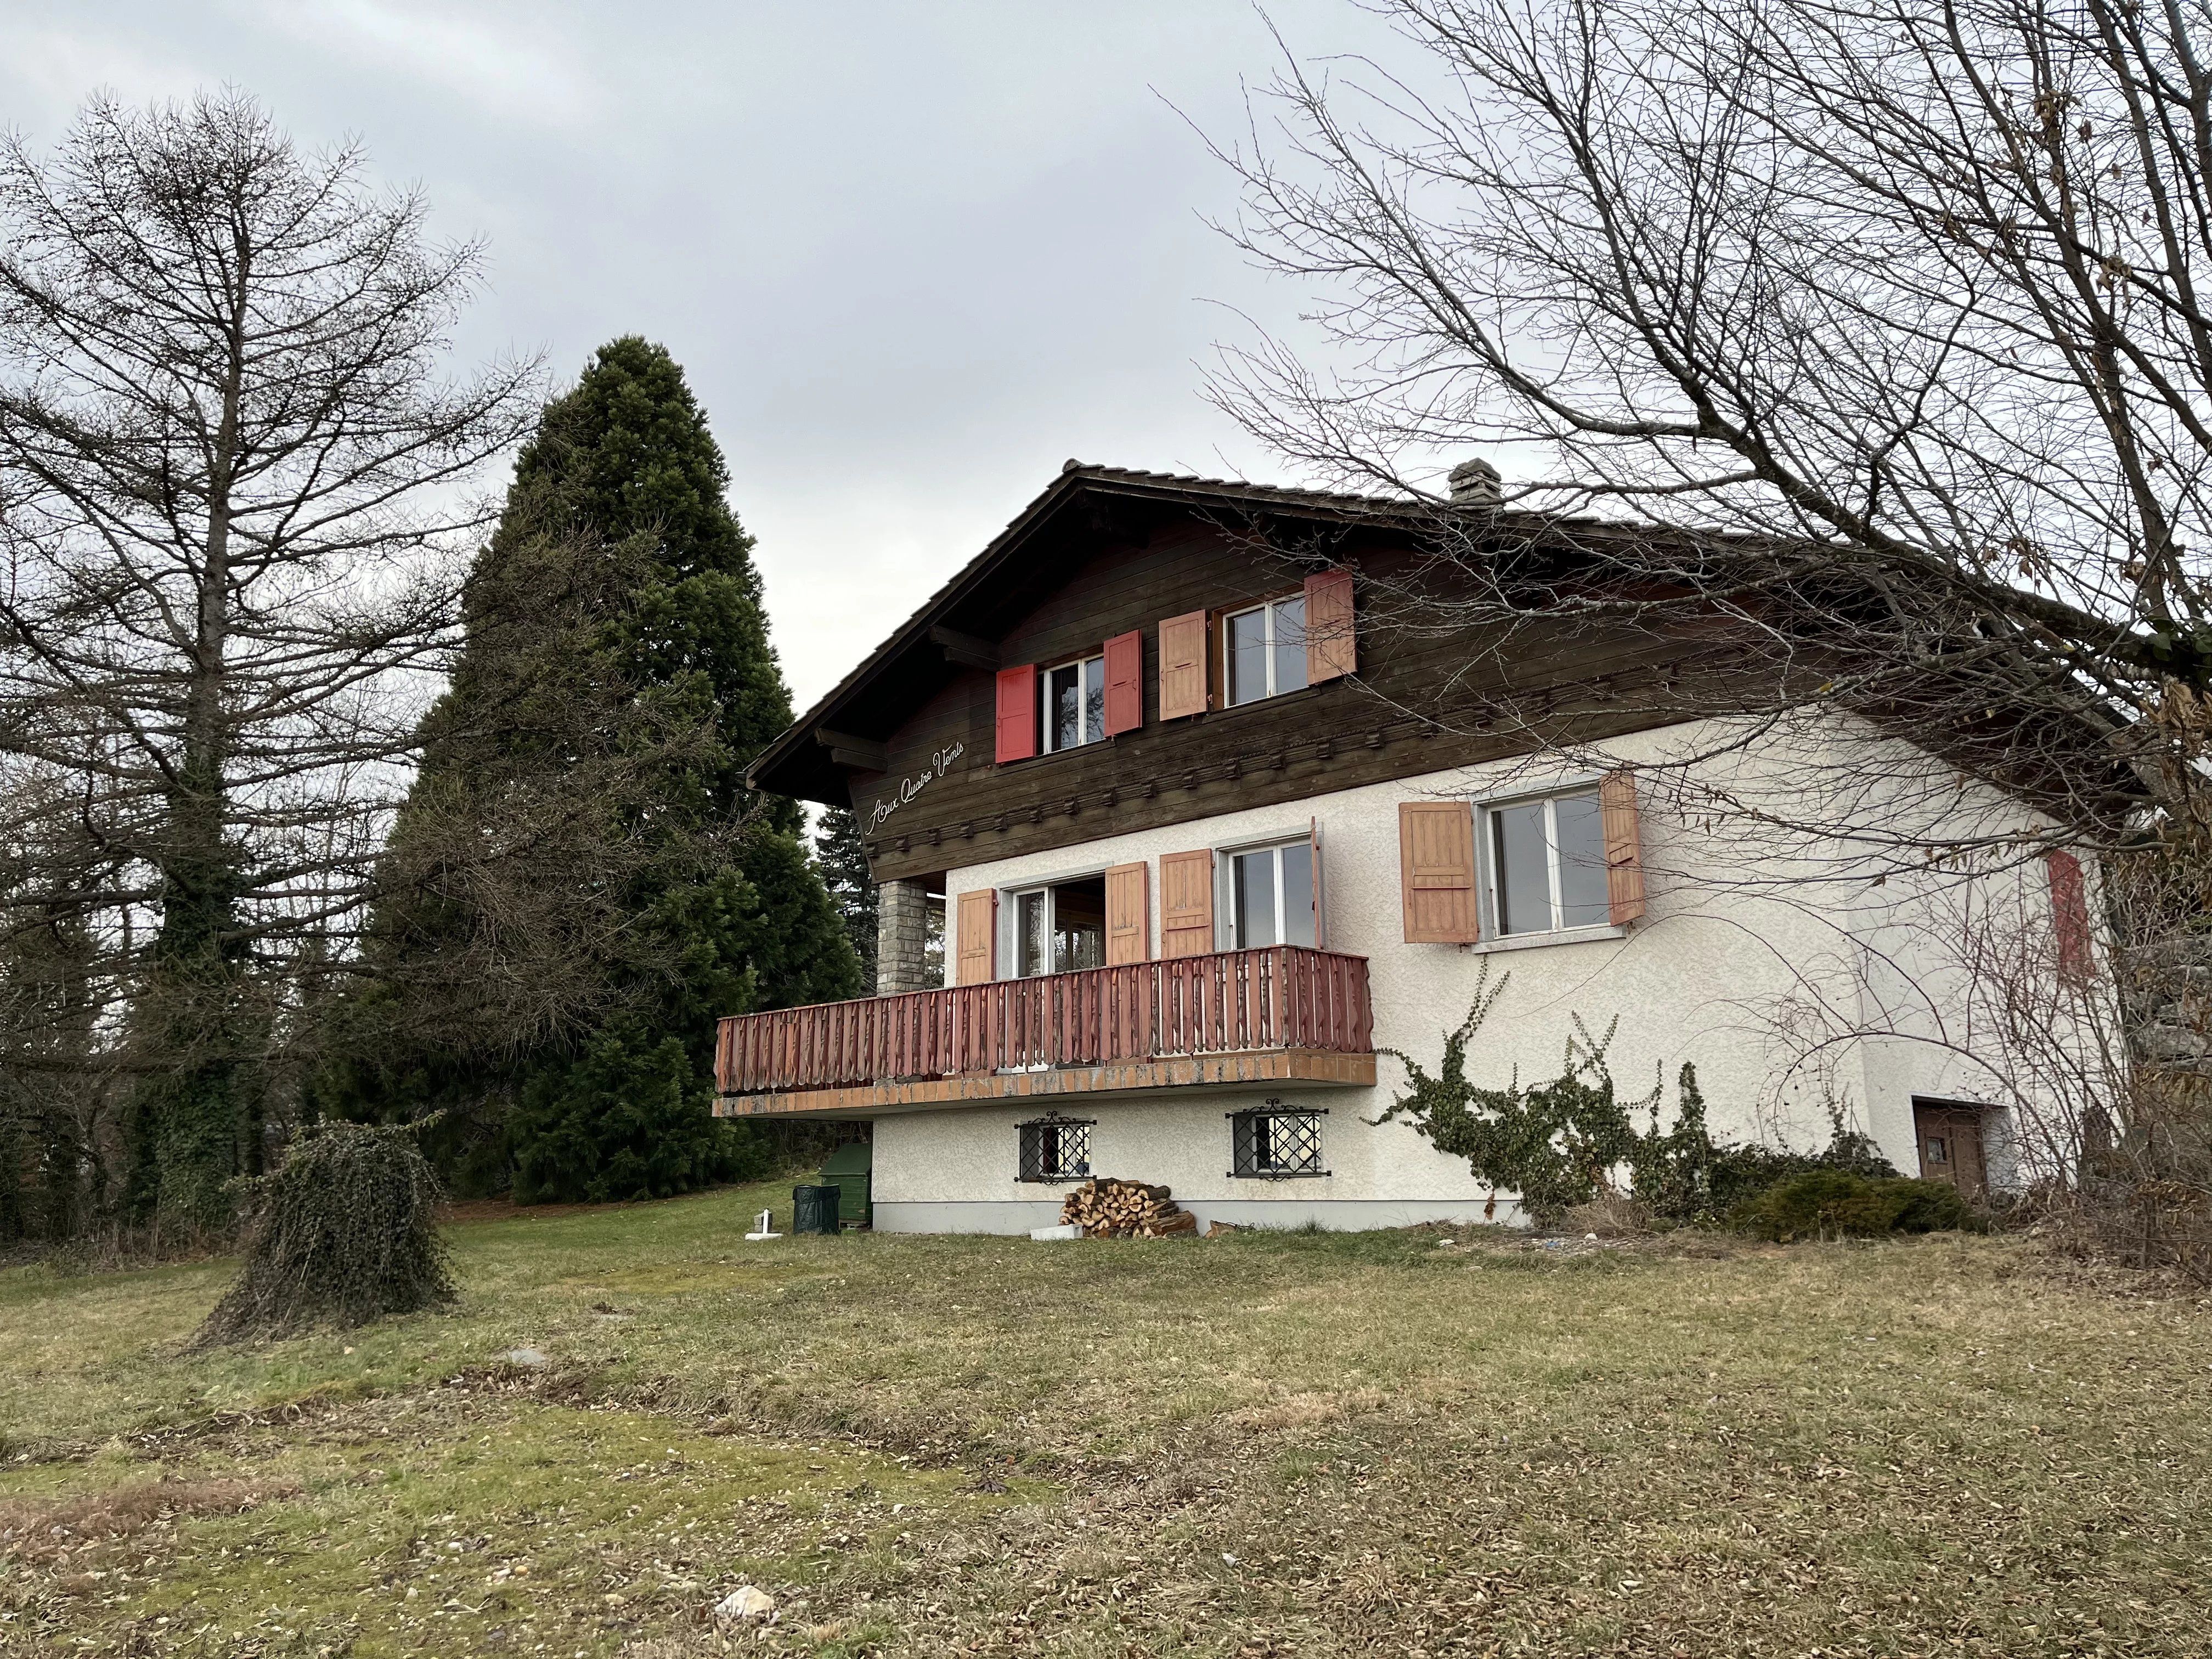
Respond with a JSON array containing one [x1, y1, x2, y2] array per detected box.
[[723, 461, 2101, 1232]]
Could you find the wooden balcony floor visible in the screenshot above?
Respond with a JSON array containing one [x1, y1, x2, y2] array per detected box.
[[714, 1044, 1376, 1118]]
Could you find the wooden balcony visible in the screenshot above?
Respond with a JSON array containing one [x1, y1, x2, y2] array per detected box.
[[713, 945, 1375, 1117]]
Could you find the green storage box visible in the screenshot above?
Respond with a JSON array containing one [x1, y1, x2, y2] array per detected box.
[[817, 1141, 873, 1229], [792, 1184, 841, 1237]]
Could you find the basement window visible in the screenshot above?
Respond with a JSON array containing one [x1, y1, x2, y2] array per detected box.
[[1228, 1103, 1327, 1179], [1041, 653, 1107, 752], [1224, 595, 1308, 706], [1018, 1115, 1094, 1183]]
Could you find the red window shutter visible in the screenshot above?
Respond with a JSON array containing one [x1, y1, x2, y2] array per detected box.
[[1103, 629, 1143, 736], [1304, 568, 1356, 682], [1398, 802, 1479, 944], [1159, 849, 1216, 957], [1158, 611, 1209, 720], [1599, 770, 1647, 926], [994, 664, 1036, 763], [2047, 850, 2091, 978]]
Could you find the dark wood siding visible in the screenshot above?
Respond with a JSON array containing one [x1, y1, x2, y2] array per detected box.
[[847, 516, 1699, 882]]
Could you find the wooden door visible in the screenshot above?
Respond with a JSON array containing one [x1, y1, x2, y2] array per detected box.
[[1913, 1101, 1987, 1200]]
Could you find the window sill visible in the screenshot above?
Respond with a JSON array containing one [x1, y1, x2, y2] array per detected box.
[[1227, 1169, 1333, 1181], [1468, 923, 1627, 956], [1016, 1173, 1090, 1185], [1206, 682, 1324, 720]]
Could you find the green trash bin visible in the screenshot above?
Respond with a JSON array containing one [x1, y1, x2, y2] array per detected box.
[[792, 1184, 841, 1237], [817, 1141, 873, 1229]]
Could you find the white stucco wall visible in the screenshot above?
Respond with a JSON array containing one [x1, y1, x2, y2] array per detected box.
[[870, 713, 2094, 1232]]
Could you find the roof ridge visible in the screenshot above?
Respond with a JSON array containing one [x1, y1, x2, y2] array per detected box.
[[1063, 461, 1421, 511]]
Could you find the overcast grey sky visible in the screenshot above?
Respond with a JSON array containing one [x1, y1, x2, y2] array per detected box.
[[2, 1, 1409, 708]]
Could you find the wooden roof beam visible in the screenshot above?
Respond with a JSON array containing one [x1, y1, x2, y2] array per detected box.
[[928, 625, 1000, 671], [815, 729, 889, 772]]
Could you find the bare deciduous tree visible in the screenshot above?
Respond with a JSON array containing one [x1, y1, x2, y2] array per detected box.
[[0, 91, 538, 1234], [1206, 0, 2212, 844], [1204, 0, 2212, 1245]]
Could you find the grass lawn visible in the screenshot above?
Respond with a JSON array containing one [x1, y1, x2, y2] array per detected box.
[[2, 1186, 2207, 1657]]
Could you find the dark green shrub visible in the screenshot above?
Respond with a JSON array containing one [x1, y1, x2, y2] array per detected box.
[[193, 1120, 453, 1346], [1729, 1170, 1980, 1242]]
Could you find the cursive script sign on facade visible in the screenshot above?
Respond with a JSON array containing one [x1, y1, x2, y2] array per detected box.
[[868, 742, 965, 832]]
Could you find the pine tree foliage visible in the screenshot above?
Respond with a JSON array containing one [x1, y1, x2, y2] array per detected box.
[[814, 808, 878, 989], [347, 338, 860, 1201]]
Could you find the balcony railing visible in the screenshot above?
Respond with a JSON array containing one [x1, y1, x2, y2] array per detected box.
[[715, 945, 1372, 1099]]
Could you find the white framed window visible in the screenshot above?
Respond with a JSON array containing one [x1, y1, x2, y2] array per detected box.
[[1041, 653, 1106, 751], [1224, 839, 1317, 949], [1224, 595, 1308, 706], [1008, 875, 1107, 977], [1479, 785, 1612, 938]]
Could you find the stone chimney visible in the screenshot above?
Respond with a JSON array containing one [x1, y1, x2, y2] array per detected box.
[[1447, 456, 1502, 508]]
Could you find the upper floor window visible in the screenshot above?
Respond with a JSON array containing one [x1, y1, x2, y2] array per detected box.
[[1227, 840, 1316, 949], [1042, 654, 1105, 751], [1012, 876, 1105, 977], [1224, 596, 1308, 706], [1484, 787, 1610, 936]]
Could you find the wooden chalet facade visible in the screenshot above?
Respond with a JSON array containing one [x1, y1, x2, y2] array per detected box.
[[726, 461, 2098, 1232]]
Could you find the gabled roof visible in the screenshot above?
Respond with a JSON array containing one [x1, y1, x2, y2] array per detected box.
[[746, 462, 1430, 805]]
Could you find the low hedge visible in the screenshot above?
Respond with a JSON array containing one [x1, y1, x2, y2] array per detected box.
[[1730, 1170, 1984, 1243]]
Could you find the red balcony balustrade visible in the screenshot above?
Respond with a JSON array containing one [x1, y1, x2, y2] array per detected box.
[[715, 945, 1372, 1100]]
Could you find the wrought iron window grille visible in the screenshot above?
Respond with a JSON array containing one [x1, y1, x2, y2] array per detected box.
[[1017, 1114, 1094, 1183], [1228, 1099, 1328, 1179]]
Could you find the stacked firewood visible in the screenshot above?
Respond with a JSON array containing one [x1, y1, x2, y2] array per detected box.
[[1059, 1178, 1199, 1239]]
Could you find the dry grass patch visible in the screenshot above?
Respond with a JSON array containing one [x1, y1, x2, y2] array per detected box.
[[0, 1477, 296, 1566], [1, 1184, 2208, 1656]]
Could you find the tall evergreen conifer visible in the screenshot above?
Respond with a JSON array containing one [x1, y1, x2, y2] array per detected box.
[[815, 808, 878, 990], [349, 338, 858, 1200]]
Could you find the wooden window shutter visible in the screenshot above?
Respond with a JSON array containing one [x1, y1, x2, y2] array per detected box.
[[1105, 861, 1150, 964], [1103, 629, 1143, 736], [1600, 770, 1647, 926], [1158, 610, 1209, 720], [1398, 801, 1478, 944], [1304, 568, 1356, 682], [1309, 815, 1327, 949], [2047, 850, 2091, 978], [994, 665, 1036, 763], [1159, 849, 1216, 957], [955, 889, 997, 985]]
